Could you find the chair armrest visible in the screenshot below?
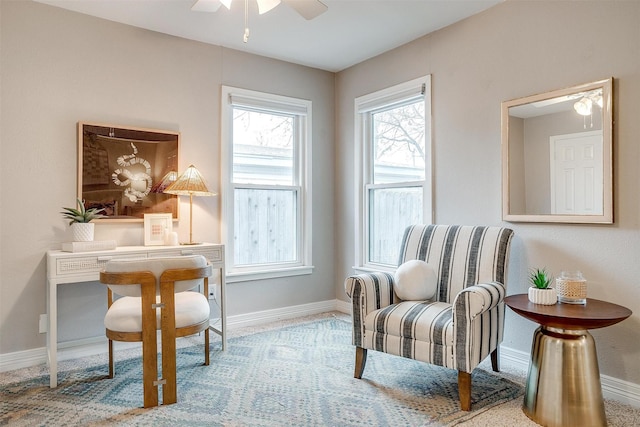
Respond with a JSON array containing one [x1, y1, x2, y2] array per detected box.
[[452, 281, 506, 321], [344, 272, 395, 347], [345, 272, 395, 314], [452, 282, 506, 372]]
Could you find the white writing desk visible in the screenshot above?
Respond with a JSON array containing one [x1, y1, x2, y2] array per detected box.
[[46, 243, 226, 388]]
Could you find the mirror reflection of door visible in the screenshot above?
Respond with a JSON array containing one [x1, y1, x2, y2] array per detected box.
[[550, 130, 603, 215]]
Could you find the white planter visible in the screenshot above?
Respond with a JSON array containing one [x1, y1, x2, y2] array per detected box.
[[70, 222, 95, 242], [528, 287, 557, 305]]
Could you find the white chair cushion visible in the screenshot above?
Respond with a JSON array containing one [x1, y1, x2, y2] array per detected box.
[[394, 260, 437, 301], [105, 291, 210, 333], [104, 255, 208, 297]]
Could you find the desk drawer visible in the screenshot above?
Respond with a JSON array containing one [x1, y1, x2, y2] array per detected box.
[[56, 254, 146, 276], [148, 247, 223, 263]]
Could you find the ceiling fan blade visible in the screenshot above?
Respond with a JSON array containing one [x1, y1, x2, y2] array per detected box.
[[283, 0, 328, 20], [191, 0, 223, 12], [257, 0, 281, 14]]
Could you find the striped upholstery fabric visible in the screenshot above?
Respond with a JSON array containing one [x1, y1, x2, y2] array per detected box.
[[364, 301, 455, 367], [345, 225, 513, 373]]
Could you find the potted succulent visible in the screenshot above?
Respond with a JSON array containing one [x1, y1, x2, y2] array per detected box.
[[61, 198, 105, 242], [528, 268, 557, 305]]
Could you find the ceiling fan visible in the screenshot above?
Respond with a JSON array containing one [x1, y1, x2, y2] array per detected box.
[[192, 0, 327, 42], [191, 0, 328, 20]]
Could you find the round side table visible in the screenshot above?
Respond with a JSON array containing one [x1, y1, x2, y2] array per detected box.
[[504, 294, 631, 427]]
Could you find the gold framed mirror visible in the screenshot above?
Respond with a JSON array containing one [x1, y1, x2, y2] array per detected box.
[[78, 122, 180, 222], [501, 78, 613, 223]]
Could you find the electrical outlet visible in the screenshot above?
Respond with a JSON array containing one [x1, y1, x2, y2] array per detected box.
[[208, 290, 217, 302], [39, 314, 47, 334]]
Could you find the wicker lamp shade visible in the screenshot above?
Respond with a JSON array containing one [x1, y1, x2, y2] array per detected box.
[[164, 165, 217, 197], [164, 165, 217, 244]]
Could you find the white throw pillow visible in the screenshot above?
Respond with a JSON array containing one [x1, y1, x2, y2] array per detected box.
[[394, 260, 437, 301]]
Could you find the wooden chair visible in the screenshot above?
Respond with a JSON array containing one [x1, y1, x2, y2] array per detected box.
[[99, 255, 213, 407]]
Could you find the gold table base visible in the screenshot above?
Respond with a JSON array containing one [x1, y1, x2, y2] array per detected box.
[[524, 326, 606, 427]]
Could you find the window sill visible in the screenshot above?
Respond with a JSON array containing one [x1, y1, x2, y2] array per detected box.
[[226, 265, 314, 284], [352, 264, 395, 275]]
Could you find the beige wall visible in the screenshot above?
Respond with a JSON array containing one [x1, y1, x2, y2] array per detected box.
[[335, 0, 640, 384], [0, 1, 334, 351]]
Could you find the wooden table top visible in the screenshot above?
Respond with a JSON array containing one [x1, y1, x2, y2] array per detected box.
[[504, 294, 632, 330]]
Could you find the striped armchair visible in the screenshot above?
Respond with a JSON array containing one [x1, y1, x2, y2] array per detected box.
[[345, 225, 514, 411]]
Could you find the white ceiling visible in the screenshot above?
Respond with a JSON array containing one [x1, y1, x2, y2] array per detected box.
[[35, 0, 501, 72]]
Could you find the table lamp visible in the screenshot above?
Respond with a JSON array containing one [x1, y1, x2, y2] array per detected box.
[[164, 164, 217, 245]]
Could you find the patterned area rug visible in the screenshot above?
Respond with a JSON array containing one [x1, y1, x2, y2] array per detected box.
[[1, 316, 523, 426]]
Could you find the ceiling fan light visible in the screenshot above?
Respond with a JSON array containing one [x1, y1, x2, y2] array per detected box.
[[257, 0, 281, 14], [191, 0, 223, 12], [574, 98, 592, 116], [283, 0, 328, 20]]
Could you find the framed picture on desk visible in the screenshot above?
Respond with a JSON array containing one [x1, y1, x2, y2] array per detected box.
[[144, 213, 172, 246]]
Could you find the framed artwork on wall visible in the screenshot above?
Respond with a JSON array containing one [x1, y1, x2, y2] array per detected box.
[[143, 213, 172, 246], [78, 122, 180, 222]]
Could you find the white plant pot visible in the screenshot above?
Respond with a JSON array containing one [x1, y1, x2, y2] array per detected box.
[[528, 287, 557, 305], [70, 222, 95, 242]]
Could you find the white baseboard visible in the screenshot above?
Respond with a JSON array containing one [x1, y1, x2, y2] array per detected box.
[[0, 299, 346, 373], [2, 299, 638, 409], [500, 345, 640, 408], [225, 299, 341, 329], [334, 298, 351, 314], [499, 345, 530, 372], [0, 346, 47, 372]]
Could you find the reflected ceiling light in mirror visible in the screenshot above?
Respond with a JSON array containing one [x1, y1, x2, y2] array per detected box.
[[574, 97, 593, 116], [573, 89, 603, 128]]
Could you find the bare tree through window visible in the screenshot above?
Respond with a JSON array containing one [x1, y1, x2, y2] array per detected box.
[[373, 101, 425, 184], [369, 98, 426, 265]]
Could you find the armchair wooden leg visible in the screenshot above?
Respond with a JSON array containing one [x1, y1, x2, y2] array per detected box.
[[354, 347, 367, 379], [204, 327, 210, 366], [491, 347, 500, 372], [458, 371, 472, 411], [108, 339, 114, 379]]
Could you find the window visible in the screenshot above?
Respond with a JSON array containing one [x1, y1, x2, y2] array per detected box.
[[221, 86, 312, 282], [355, 76, 432, 270]]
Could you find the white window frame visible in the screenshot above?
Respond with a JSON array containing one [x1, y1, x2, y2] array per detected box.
[[354, 76, 433, 272], [221, 86, 313, 283]]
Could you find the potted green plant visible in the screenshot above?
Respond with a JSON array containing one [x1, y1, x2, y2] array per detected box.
[[528, 268, 557, 305], [61, 198, 105, 242]]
